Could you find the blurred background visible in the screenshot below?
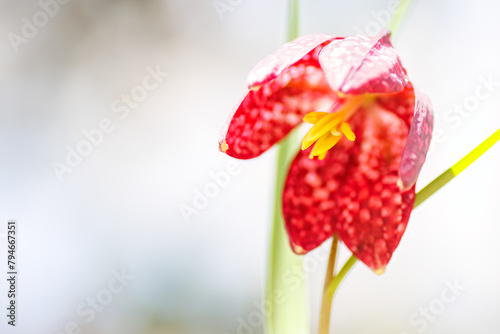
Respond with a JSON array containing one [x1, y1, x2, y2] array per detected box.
[[0, 0, 500, 333]]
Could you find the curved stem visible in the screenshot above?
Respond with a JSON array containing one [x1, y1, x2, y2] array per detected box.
[[328, 255, 357, 297], [319, 236, 338, 334]]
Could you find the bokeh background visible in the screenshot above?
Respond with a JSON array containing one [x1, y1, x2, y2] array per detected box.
[[1, 0, 500, 333]]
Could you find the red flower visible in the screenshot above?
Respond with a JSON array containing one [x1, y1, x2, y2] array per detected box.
[[219, 31, 433, 274]]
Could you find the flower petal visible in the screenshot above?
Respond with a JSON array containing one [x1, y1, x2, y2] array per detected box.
[[282, 153, 339, 254], [283, 105, 415, 273], [374, 85, 434, 190], [399, 91, 434, 190], [318, 31, 408, 94], [247, 34, 335, 89], [220, 50, 338, 159]]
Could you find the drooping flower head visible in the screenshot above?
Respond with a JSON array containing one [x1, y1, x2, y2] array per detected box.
[[219, 31, 433, 274]]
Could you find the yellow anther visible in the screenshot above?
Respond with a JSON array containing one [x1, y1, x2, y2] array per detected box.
[[303, 112, 328, 124], [317, 152, 327, 160], [309, 132, 342, 159], [340, 122, 356, 141], [301, 94, 366, 159], [220, 140, 229, 153], [301, 112, 344, 150]]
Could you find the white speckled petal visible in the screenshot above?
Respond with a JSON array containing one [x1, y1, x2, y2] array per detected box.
[[246, 34, 335, 89], [220, 57, 338, 159], [399, 91, 434, 190], [318, 31, 408, 94]]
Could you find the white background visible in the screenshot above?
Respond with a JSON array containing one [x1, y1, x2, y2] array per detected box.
[[0, 0, 499, 333]]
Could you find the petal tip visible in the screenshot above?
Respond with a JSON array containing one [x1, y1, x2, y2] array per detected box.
[[219, 140, 229, 154], [249, 84, 261, 91], [373, 267, 386, 275], [379, 29, 391, 38], [397, 177, 414, 192], [292, 243, 307, 255]]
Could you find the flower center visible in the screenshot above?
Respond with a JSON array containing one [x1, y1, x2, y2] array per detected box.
[[301, 95, 370, 160]]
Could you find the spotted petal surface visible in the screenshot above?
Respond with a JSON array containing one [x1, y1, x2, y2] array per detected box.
[[246, 34, 335, 89], [399, 92, 434, 190], [283, 103, 416, 273], [318, 31, 408, 94], [220, 48, 338, 159], [376, 85, 434, 190]]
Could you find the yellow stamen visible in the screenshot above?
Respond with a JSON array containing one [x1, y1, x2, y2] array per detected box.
[[303, 112, 329, 124], [309, 132, 342, 159], [301, 112, 344, 150], [301, 95, 367, 159], [340, 122, 356, 141]]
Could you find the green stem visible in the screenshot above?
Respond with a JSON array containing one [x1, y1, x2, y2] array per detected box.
[[414, 127, 500, 208], [265, 1, 303, 333], [327, 255, 358, 297], [266, 131, 304, 334], [319, 236, 338, 334], [388, 0, 413, 35], [287, 0, 299, 42], [328, 127, 500, 292]]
